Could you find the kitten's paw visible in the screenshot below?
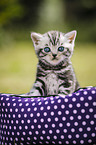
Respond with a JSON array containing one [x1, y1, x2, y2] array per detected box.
[[58, 94, 66, 98]]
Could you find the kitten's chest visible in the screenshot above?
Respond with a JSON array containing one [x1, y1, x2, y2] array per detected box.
[[45, 72, 59, 95]]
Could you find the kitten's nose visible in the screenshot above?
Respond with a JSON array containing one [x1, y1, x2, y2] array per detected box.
[[52, 54, 57, 58]]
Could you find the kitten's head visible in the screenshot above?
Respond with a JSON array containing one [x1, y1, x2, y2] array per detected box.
[[31, 30, 77, 66]]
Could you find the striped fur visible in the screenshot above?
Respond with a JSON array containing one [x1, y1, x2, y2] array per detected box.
[[27, 30, 80, 96]]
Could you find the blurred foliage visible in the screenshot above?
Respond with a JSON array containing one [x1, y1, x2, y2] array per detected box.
[[0, 0, 96, 44], [64, 0, 96, 42]]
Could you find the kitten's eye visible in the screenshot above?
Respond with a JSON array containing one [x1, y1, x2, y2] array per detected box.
[[58, 46, 64, 52], [44, 47, 50, 52]]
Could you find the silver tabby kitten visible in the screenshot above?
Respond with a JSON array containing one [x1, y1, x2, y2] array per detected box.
[[28, 30, 80, 97]]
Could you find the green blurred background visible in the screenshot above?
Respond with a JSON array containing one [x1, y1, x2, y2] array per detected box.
[[0, 0, 96, 94]]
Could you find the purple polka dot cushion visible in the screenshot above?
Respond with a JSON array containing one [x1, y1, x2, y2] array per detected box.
[[0, 87, 96, 145]]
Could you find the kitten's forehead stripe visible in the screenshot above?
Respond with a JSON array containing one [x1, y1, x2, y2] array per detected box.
[[47, 31, 60, 46]]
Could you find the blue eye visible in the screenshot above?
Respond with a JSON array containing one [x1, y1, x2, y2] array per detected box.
[[44, 47, 50, 52], [58, 46, 64, 52]]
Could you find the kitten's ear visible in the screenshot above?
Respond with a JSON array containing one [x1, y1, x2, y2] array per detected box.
[[65, 30, 77, 43], [31, 32, 42, 45]]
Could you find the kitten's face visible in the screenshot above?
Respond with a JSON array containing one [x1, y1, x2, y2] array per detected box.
[[31, 30, 77, 65]]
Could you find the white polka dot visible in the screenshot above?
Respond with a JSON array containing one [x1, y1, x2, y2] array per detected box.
[[65, 110, 69, 115], [81, 109, 85, 113], [84, 102, 89, 107], [49, 130, 53, 134], [88, 139, 92, 143], [25, 103, 29, 106], [53, 136, 57, 140], [47, 136, 50, 140], [18, 114, 21, 118], [80, 140, 84, 144], [40, 118, 44, 123], [83, 91, 88, 95], [64, 98, 68, 102], [78, 115, 82, 120], [83, 133, 87, 138], [69, 104, 73, 108], [54, 105, 58, 109], [34, 107, 37, 111], [23, 132, 26, 135], [86, 114, 90, 119], [74, 122, 78, 126], [94, 114, 96, 118], [76, 134, 79, 138], [24, 114, 27, 118], [58, 99, 61, 103], [44, 112, 47, 116], [66, 141, 69, 144], [87, 127, 91, 131], [88, 96, 92, 100], [75, 92, 80, 96], [79, 128, 83, 132], [25, 126, 28, 130], [47, 118, 51, 122], [52, 124, 55, 128], [21, 108, 24, 112], [50, 111, 54, 116], [30, 113, 34, 117], [40, 106, 44, 111], [42, 130, 46, 134], [80, 97, 84, 101], [13, 103, 16, 106], [90, 120, 94, 125], [68, 135, 72, 139], [21, 120, 24, 124], [47, 106, 50, 110], [70, 116, 74, 120], [31, 125, 34, 129], [71, 128, 75, 133], [89, 108, 93, 113], [62, 117, 66, 121], [19, 103, 22, 106], [32, 102, 36, 106], [93, 102, 96, 106], [59, 123, 63, 127], [19, 126, 22, 130], [73, 140, 76, 144], [61, 104, 65, 109], [55, 117, 59, 122], [91, 133, 95, 137], [51, 100, 54, 104], [45, 101, 48, 105], [73, 110, 77, 114], [38, 102, 42, 105], [27, 119, 30, 124], [72, 97, 76, 102], [56, 129, 60, 134], [36, 112, 40, 117], [66, 122, 70, 127], [45, 124, 48, 128], [63, 129, 67, 133], [58, 111, 62, 115], [38, 125, 41, 129], [91, 90, 96, 94], [61, 135, 64, 139], [76, 103, 81, 107], [82, 121, 86, 126]]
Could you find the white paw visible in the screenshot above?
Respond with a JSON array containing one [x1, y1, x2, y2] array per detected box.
[[58, 94, 66, 98]]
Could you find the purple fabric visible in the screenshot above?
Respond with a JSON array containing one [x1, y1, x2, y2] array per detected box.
[[0, 87, 96, 145]]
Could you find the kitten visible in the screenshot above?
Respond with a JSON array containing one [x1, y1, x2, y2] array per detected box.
[[27, 30, 80, 97]]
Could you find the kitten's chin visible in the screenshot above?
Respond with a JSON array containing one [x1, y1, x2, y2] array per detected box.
[[48, 59, 63, 66]]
